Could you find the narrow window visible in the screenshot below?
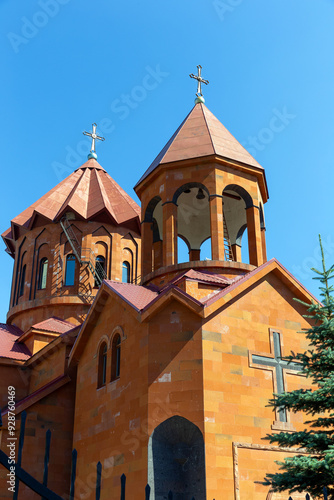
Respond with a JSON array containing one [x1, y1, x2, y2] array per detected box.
[[98, 343, 108, 388], [122, 261, 131, 283], [38, 258, 48, 290], [111, 335, 121, 381], [19, 264, 26, 297], [65, 254, 76, 286], [95, 255, 105, 287]]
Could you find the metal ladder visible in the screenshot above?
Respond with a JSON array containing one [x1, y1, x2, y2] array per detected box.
[[59, 216, 107, 289], [223, 214, 234, 261]]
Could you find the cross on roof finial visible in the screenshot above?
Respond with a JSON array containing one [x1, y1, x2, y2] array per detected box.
[[189, 65, 209, 103], [83, 123, 105, 160]]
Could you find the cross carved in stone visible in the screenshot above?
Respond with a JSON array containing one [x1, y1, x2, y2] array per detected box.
[[250, 330, 302, 422]]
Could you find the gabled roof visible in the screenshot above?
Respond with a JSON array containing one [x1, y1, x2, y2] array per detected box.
[[135, 102, 263, 189], [17, 317, 79, 345], [104, 281, 158, 312], [0, 324, 31, 361], [30, 317, 78, 335], [2, 158, 141, 257], [69, 259, 319, 366]]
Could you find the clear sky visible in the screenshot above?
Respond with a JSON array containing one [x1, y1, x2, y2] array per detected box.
[[1, 0, 334, 322]]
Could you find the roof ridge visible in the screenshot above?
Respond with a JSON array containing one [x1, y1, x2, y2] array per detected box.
[[54, 168, 85, 220], [102, 171, 141, 220], [134, 105, 196, 188], [200, 103, 216, 153]]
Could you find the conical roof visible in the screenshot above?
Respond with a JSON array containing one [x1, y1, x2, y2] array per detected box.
[[2, 158, 141, 257], [135, 102, 263, 188]]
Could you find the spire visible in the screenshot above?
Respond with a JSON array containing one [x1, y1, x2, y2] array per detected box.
[[134, 102, 266, 192], [83, 123, 105, 160], [189, 65, 209, 104]]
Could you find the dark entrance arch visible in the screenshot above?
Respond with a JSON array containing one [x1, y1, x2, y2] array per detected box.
[[148, 416, 206, 500]]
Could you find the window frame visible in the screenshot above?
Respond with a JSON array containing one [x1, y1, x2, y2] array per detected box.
[[38, 257, 48, 290], [97, 342, 108, 388], [64, 254, 76, 287], [19, 264, 26, 297], [122, 261, 131, 283], [111, 334, 121, 381]]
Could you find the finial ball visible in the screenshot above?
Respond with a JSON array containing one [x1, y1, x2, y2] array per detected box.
[[195, 95, 205, 104], [88, 151, 98, 160]]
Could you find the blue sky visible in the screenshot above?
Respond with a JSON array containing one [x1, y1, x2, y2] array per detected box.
[[1, 0, 334, 321]]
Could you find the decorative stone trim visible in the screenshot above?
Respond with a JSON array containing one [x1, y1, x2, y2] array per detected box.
[[232, 442, 308, 500], [94, 335, 109, 357], [111, 325, 126, 343]]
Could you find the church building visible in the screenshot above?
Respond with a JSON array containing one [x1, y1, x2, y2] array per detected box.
[[0, 72, 317, 500]]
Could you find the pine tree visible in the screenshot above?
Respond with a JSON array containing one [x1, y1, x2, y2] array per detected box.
[[263, 236, 334, 499]]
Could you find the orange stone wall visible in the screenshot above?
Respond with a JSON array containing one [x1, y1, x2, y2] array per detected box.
[[201, 273, 314, 500], [72, 269, 315, 500], [73, 293, 149, 499]]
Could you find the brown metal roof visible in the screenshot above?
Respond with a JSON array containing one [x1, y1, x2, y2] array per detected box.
[[2, 158, 141, 256], [0, 323, 31, 361], [30, 317, 78, 334], [135, 103, 263, 188]]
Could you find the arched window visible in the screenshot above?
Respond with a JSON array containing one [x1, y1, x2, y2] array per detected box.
[[65, 254, 76, 286], [19, 264, 26, 297], [38, 257, 48, 290], [111, 335, 121, 381], [95, 255, 105, 287], [122, 261, 131, 283], [97, 343, 107, 388]]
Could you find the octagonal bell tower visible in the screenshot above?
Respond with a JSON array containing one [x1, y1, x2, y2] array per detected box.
[[134, 98, 268, 285]]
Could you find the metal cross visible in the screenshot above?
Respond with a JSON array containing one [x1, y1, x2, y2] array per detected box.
[[189, 65, 209, 97], [251, 331, 302, 422], [83, 123, 105, 153]]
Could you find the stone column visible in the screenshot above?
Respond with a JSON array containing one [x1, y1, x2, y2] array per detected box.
[[210, 195, 225, 261], [189, 249, 200, 261], [261, 228, 267, 263], [162, 202, 178, 267], [246, 206, 263, 267], [231, 244, 242, 262], [141, 221, 153, 277], [153, 240, 163, 270]]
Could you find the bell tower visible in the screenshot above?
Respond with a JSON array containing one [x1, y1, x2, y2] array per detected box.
[[134, 77, 268, 285]]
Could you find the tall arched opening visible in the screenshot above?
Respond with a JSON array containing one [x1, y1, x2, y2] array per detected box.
[[148, 416, 206, 500]]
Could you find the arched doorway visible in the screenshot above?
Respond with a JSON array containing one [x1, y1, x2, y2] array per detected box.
[[148, 416, 206, 500]]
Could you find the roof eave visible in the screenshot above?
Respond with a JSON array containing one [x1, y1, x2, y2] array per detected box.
[[134, 154, 269, 202]]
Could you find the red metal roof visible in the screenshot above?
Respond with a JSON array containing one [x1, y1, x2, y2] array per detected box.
[[135, 102, 263, 188], [0, 324, 31, 361], [105, 281, 158, 311], [105, 270, 236, 312], [2, 158, 141, 256], [31, 317, 78, 334], [181, 269, 236, 286]]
